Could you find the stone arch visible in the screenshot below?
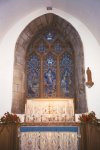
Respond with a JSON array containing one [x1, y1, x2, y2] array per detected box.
[[12, 13, 87, 114]]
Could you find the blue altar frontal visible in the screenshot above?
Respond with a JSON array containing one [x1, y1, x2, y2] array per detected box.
[[19, 126, 79, 150], [20, 126, 79, 132]]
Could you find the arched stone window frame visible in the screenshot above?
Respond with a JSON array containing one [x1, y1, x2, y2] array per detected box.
[[12, 13, 87, 114]]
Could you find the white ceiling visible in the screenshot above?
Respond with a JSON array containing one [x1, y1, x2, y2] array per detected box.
[[0, 0, 100, 44]]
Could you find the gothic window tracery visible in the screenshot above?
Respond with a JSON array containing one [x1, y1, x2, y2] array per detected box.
[[53, 40, 62, 54], [27, 54, 40, 98], [26, 29, 75, 98]]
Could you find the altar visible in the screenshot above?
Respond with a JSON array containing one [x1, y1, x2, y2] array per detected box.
[[18, 98, 80, 150], [25, 98, 75, 123], [19, 126, 79, 150]]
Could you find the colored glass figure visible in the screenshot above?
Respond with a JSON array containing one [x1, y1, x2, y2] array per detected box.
[[38, 42, 46, 53], [54, 42, 62, 53], [44, 54, 56, 97], [45, 31, 55, 41], [27, 54, 40, 98], [46, 56, 55, 66], [60, 53, 74, 97]]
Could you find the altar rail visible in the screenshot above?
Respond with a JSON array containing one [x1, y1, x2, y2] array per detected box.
[[0, 123, 100, 150], [80, 123, 100, 150], [0, 124, 18, 150]]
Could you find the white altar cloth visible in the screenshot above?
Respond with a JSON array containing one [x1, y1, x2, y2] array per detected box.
[[25, 98, 74, 123]]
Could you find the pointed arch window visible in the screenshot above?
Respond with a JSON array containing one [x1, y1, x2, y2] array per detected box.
[[26, 29, 75, 98]]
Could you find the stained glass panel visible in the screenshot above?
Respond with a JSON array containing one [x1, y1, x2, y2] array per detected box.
[[60, 52, 74, 97], [45, 31, 55, 42], [54, 42, 62, 53], [37, 41, 47, 53], [27, 54, 40, 98], [44, 54, 56, 97]]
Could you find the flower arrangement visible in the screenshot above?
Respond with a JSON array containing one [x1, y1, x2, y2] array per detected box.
[[78, 111, 98, 124], [0, 112, 20, 124]]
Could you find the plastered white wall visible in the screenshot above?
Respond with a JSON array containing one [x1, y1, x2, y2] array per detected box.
[[0, 8, 100, 118]]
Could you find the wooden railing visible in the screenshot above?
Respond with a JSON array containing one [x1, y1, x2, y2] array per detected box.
[[0, 123, 100, 150], [0, 124, 19, 150], [80, 123, 100, 150]]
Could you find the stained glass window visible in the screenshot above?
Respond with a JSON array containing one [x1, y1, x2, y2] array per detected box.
[[60, 53, 74, 97], [44, 54, 56, 97], [26, 29, 75, 98], [27, 54, 40, 98]]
